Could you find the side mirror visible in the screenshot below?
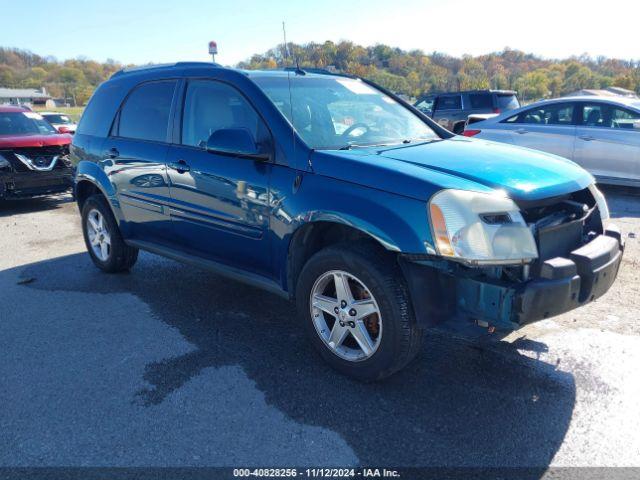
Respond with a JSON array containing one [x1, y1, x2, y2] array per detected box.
[[206, 128, 268, 159]]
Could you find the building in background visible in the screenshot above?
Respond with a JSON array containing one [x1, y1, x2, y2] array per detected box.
[[0, 87, 55, 107]]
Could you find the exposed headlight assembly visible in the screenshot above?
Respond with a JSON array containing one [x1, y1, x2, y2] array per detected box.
[[588, 183, 610, 229], [429, 189, 538, 265]]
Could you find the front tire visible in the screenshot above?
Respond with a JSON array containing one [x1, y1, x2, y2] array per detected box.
[[81, 194, 138, 273], [296, 242, 423, 381]]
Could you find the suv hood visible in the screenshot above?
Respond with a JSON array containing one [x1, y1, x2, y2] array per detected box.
[[0, 133, 72, 149], [312, 137, 593, 202]]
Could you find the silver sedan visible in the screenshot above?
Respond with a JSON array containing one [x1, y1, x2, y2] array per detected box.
[[465, 96, 640, 186]]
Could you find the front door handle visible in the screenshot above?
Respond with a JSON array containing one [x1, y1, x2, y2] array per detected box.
[[579, 135, 595, 141], [105, 147, 119, 159], [515, 128, 528, 134], [168, 159, 190, 173]]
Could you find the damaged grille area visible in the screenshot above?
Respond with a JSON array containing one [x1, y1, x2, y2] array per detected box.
[[482, 188, 604, 283], [519, 188, 602, 268], [1, 144, 71, 172]]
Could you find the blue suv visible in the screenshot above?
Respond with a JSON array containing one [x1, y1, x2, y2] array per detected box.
[[71, 63, 623, 380]]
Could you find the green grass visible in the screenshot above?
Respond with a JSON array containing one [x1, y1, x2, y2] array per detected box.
[[34, 106, 85, 122]]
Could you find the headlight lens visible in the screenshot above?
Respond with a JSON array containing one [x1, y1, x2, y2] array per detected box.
[[588, 183, 609, 229], [429, 189, 538, 264]]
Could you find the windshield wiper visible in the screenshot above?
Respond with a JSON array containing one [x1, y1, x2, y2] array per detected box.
[[338, 143, 390, 150]]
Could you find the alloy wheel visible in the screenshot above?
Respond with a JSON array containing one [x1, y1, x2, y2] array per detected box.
[[86, 209, 111, 261], [309, 270, 382, 362]]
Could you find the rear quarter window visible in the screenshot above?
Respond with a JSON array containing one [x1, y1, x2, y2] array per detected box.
[[496, 94, 520, 111], [76, 81, 128, 137]]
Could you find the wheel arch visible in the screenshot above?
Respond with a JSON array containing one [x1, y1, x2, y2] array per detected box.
[[285, 220, 400, 300], [74, 160, 123, 224]]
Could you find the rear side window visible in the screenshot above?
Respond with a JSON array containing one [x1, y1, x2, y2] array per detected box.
[[517, 103, 575, 126], [469, 94, 493, 109], [117, 81, 176, 142], [496, 94, 520, 111], [435, 95, 461, 111]]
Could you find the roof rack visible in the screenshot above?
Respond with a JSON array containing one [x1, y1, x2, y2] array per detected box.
[[111, 62, 221, 78]]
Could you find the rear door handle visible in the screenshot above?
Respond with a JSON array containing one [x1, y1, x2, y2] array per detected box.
[[105, 147, 119, 159], [515, 128, 528, 134], [579, 135, 595, 141], [168, 159, 190, 173]]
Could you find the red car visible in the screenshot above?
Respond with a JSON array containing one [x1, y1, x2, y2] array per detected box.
[[0, 105, 74, 199]]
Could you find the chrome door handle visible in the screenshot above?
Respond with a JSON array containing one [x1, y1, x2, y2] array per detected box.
[[168, 160, 190, 173], [579, 135, 595, 141]]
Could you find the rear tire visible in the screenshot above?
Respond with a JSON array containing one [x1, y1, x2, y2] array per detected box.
[[81, 194, 138, 273], [296, 242, 423, 381]]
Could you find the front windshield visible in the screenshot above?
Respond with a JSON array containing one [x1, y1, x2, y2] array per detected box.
[[252, 75, 438, 149], [0, 111, 58, 136]]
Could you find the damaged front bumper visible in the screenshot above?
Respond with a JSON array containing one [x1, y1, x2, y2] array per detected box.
[[0, 170, 73, 199], [400, 226, 624, 332]]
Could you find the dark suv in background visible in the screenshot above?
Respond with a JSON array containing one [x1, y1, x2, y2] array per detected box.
[[414, 90, 520, 134]]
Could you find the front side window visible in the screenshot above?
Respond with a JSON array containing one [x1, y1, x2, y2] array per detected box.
[[415, 96, 434, 114], [181, 80, 263, 148], [117, 81, 176, 142], [0, 111, 57, 136], [611, 107, 640, 130], [517, 103, 574, 125], [580, 103, 640, 130], [252, 75, 438, 150], [436, 95, 462, 111]]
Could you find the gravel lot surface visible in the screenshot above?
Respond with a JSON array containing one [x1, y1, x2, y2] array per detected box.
[[0, 186, 638, 468]]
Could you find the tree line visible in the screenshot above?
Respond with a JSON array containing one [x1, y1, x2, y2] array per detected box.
[[239, 41, 640, 101], [0, 48, 123, 105], [2, 43, 639, 106]]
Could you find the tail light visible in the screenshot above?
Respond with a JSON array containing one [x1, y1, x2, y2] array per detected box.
[[493, 108, 501, 113], [58, 126, 72, 134], [463, 129, 481, 137]]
